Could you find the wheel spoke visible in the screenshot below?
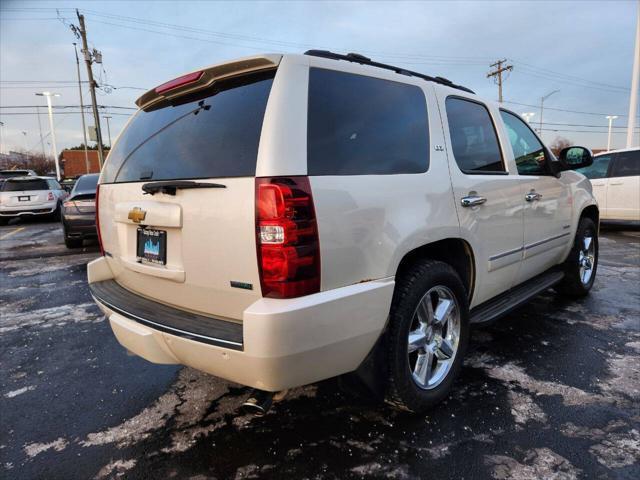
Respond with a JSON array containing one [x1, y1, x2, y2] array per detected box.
[[414, 350, 433, 385], [416, 294, 434, 326], [583, 236, 592, 253], [435, 338, 454, 360], [408, 330, 427, 353], [434, 298, 454, 325]]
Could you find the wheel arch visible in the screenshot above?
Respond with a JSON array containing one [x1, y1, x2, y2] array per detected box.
[[580, 204, 600, 233], [395, 238, 476, 303]]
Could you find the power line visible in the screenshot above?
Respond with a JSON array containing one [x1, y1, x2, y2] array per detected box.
[[503, 101, 637, 118]]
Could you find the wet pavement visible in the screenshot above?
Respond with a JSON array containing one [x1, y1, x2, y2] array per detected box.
[[1, 220, 638, 479]]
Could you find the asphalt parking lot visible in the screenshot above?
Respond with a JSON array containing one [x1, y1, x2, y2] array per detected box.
[[1, 219, 638, 480]]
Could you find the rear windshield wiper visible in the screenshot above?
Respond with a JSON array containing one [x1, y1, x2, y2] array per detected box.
[[142, 180, 226, 196]]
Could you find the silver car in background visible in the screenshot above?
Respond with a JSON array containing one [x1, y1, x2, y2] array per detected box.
[[0, 176, 67, 225], [61, 173, 99, 248]]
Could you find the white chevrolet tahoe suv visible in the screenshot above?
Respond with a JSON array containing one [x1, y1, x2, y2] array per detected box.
[[88, 51, 599, 412]]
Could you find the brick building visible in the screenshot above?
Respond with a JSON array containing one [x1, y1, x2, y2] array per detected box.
[[60, 149, 108, 178]]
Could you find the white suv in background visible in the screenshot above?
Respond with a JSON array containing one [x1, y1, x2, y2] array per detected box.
[[0, 176, 67, 225], [88, 51, 598, 412], [577, 147, 640, 224]]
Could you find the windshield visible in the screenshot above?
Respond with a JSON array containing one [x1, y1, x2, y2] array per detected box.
[[1, 179, 49, 191], [101, 70, 275, 184]]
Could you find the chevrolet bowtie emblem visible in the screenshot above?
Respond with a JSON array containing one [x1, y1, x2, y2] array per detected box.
[[128, 207, 146, 223]]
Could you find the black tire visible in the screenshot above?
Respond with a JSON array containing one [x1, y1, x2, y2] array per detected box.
[[555, 217, 598, 297], [385, 259, 470, 413], [64, 235, 83, 249], [51, 203, 62, 222], [0, 217, 8, 226]]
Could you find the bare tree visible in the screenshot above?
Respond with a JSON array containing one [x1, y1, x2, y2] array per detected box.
[[3, 150, 55, 176], [549, 136, 573, 157]]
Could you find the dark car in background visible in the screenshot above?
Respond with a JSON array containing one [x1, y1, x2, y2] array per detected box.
[[61, 173, 99, 248]]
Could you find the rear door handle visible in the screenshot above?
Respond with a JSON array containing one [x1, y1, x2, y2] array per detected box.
[[610, 182, 624, 186], [461, 195, 487, 207], [525, 191, 543, 202]]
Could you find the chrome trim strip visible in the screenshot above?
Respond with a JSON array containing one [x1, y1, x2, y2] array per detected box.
[[92, 294, 244, 349], [525, 231, 571, 251], [489, 246, 524, 261]]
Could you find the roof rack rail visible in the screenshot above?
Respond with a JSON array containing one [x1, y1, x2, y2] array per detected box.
[[304, 50, 475, 94]]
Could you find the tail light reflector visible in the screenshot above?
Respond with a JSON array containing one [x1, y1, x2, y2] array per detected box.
[[256, 177, 320, 298], [47, 192, 54, 201], [95, 184, 104, 256]]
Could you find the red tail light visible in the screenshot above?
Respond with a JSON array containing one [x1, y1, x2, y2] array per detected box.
[[256, 177, 320, 298], [155, 71, 204, 94], [95, 184, 104, 256], [47, 192, 54, 201]]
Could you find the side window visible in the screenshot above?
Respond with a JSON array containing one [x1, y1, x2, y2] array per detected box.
[[47, 179, 61, 190], [307, 68, 429, 175], [576, 154, 612, 179], [445, 97, 505, 174], [499, 110, 549, 176], [610, 150, 640, 178]]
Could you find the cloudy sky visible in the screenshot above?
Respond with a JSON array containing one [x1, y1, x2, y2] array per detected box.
[[0, 0, 637, 156]]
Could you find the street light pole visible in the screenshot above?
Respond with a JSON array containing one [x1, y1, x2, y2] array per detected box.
[[36, 106, 46, 158], [539, 89, 560, 141], [606, 115, 619, 152], [522, 112, 535, 123], [35, 92, 61, 181], [627, 1, 639, 148], [104, 115, 113, 148]]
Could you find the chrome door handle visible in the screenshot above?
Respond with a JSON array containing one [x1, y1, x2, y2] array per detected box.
[[610, 182, 623, 186], [525, 191, 543, 202], [461, 195, 487, 207]]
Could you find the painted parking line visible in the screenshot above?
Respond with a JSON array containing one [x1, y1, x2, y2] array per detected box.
[[0, 226, 25, 240]]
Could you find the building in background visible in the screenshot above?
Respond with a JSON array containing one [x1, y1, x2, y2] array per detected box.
[[60, 149, 107, 177]]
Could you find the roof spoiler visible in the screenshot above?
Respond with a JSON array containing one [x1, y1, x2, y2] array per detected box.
[[135, 54, 282, 111]]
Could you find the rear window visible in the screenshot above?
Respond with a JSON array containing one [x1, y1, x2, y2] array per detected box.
[[73, 174, 99, 193], [101, 70, 275, 183], [307, 68, 429, 175], [1, 179, 49, 191], [0, 171, 30, 179]]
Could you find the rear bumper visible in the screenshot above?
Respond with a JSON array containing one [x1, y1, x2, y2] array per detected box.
[[87, 256, 394, 391], [62, 215, 97, 237], [0, 202, 57, 216]]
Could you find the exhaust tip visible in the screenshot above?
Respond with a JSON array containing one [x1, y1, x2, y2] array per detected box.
[[242, 389, 274, 415]]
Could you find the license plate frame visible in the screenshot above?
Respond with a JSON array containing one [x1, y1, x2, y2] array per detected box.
[[18, 196, 30, 202], [136, 228, 167, 266]]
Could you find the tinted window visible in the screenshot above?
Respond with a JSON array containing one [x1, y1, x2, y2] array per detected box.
[[576, 154, 612, 179], [610, 150, 640, 178], [1, 179, 49, 191], [307, 68, 429, 175], [101, 71, 275, 183], [0, 171, 30, 179], [500, 110, 549, 176], [446, 98, 504, 173], [73, 174, 99, 193]]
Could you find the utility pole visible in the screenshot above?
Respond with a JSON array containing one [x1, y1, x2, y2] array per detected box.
[[73, 42, 90, 174], [487, 59, 513, 103], [35, 92, 61, 181], [627, 1, 639, 148], [76, 9, 105, 169], [539, 89, 560, 140], [104, 115, 113, 148], [606, 115, 618, 152]]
